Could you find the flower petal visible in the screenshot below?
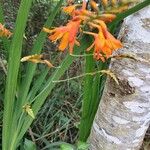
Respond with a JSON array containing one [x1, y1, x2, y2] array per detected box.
[[0, 23, 12, 38], [49, 32, 63, 41], [59, 32, 69, 51], [62, 5, 77, 14]]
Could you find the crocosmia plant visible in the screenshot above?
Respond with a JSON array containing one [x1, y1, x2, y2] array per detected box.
[[0, 0, 149, 149]]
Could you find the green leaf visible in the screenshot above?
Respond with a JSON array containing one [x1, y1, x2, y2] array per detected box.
[[27, 68, 49, 102], [24, 139, 36, 150], [2, 1, 33, 150], [77, 141, 89, 150], [78, 37, 95, 142], [10, 0, 64, 147], [60, 144, 74, 150], [17, 0, 64, 108]]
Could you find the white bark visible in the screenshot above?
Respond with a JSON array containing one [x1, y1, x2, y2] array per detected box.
[[89, 6, 150, 150]]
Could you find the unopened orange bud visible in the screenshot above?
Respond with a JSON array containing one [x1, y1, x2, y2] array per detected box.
[[111, 5, 129, 13], [97, 14, 116, 22], [102, 0, 108, 7], [111, 0, 117, 6], [121, 0, 133, 4], [81, 10, 94, 17], [62, 4, 79, 15], [0, 23, 12, 38], [90, 0, 99, 12], [67, 0, 74, 5]]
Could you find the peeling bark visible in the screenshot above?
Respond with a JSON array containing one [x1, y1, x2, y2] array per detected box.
[[89, 6, 150, 150]]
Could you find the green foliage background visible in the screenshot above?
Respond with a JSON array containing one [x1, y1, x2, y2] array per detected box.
[[0, 0, 83, 149]]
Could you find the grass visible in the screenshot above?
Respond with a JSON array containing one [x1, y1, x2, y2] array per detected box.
[[30, 81, 82, 148]]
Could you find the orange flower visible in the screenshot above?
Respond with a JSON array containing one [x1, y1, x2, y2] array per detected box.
[[84, 21, 122, 61], [44, 0, 122, 58], [62, 4, 79, 15], [43, 1, 88, 54], [93, 21, 122, 51], [62, 0, 87, 18], [0, 23, 12, 38], [72, 0, 87, 17], [43, 20, 81, 54], [84, 31, 106, 61]]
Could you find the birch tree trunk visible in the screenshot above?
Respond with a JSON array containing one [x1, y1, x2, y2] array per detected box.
[[89, 6, 150, 150]]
